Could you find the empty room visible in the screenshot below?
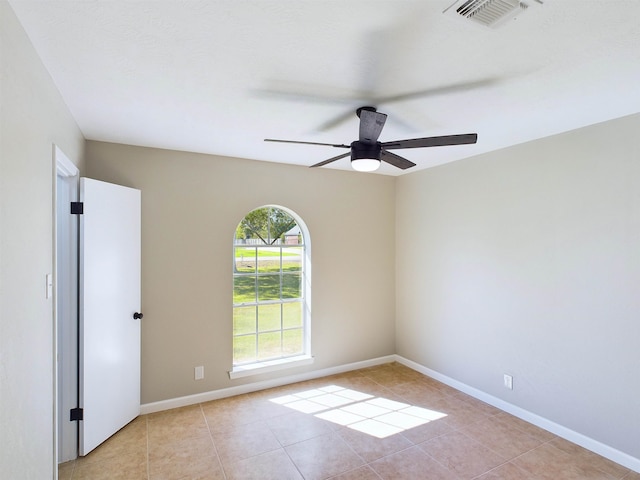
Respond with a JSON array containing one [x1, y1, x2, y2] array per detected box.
[[1, 1, 639, 479]]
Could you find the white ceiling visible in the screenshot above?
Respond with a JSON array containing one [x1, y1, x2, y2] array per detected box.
[[8, 0, 640, 175]]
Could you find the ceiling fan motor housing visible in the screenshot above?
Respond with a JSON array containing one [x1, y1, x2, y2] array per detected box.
[[351, 141, 381, 161]]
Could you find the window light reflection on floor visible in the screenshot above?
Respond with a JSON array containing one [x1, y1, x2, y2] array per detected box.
[[270, 385, 447, 439]]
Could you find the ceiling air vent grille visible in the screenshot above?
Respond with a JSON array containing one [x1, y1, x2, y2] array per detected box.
[[444, 0, 529, 28]]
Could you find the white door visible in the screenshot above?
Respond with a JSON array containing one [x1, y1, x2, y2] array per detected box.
[[79, 177, 141, 456]]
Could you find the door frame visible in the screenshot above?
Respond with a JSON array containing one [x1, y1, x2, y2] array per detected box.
[[53, 145, 80, 468]]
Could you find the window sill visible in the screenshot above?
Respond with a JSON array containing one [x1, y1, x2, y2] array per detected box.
[[229, 355, 314, 380]]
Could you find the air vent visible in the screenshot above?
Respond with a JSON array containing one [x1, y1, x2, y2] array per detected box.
[[444, 0, 530, 28]]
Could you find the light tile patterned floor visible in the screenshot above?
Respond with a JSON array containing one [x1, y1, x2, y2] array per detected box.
[[59, 363, 639, 480]]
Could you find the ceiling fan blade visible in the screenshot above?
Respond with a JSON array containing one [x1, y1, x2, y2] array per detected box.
[[359, 109, 387, 144], [315, 109, 361, 132], [310, 151, 351, 168], [382, 133, 477, 150], [253, 84, 370, 132], [380, 149, 416, 170], [265, 138, 350, 148], [376, 78, 499, 105], [311, 79, 498, 132], [254, 87, 354, 105]]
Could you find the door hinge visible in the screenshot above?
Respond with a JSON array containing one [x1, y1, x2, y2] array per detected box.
[[70, 407, 83, 421], [70, 202, 84, 215]]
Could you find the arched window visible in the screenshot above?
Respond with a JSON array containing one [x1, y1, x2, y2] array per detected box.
[[232, 206, 310, 374]]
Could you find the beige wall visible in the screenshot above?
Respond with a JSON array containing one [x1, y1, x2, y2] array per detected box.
[[85, 141, 397, 404], [396, 113, 640, 460], [0, 1, 85, 478]]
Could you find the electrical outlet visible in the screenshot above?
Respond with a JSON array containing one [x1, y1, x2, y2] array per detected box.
[[504, 374, 513, 390], [195, 366, 204, 380]]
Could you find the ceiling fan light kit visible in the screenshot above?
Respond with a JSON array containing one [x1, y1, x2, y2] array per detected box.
[[350, 141, 382, 172], [265, 107, 478, 173], [351, 158, 381, 172]]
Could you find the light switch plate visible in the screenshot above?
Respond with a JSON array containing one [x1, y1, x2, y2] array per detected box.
[[46, 273, 53, 299]]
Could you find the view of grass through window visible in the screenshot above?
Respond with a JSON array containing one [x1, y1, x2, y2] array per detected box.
[[233, 207, 306, 365]]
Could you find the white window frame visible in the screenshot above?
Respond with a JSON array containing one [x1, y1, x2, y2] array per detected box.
[[229, 206, 312, 379]]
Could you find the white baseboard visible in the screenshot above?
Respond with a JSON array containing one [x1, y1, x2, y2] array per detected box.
[[393, 355, 640, 474], [140, 355, 395, 415], [140, 353, 638, 474]]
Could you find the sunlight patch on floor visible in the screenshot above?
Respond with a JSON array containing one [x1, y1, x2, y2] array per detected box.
[[270, 385, 447, 438]]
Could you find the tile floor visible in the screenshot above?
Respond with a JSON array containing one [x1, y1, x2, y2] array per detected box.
[[58, 363, 639, 480]]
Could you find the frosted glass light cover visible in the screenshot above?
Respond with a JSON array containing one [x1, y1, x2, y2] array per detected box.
[[351, 158, 381, 172]]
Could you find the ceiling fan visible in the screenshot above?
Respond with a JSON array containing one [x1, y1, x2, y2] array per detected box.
[[265, 106, 478, 172]]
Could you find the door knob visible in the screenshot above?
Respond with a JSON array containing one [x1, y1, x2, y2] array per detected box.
[[133, 312, 143, 320]]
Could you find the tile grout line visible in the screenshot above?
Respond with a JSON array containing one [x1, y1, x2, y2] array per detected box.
[[199, 402, 229, 480], [145, 415, 149, 480], [261, 409, 308, 479], [359, 371, 520, 479], [538, 437, 631, 480], [453, 417, 546, 468]]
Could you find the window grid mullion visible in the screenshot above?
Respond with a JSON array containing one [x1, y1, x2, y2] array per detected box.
[[233, 208, 306, 366], [280, 246, 284, 353]]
